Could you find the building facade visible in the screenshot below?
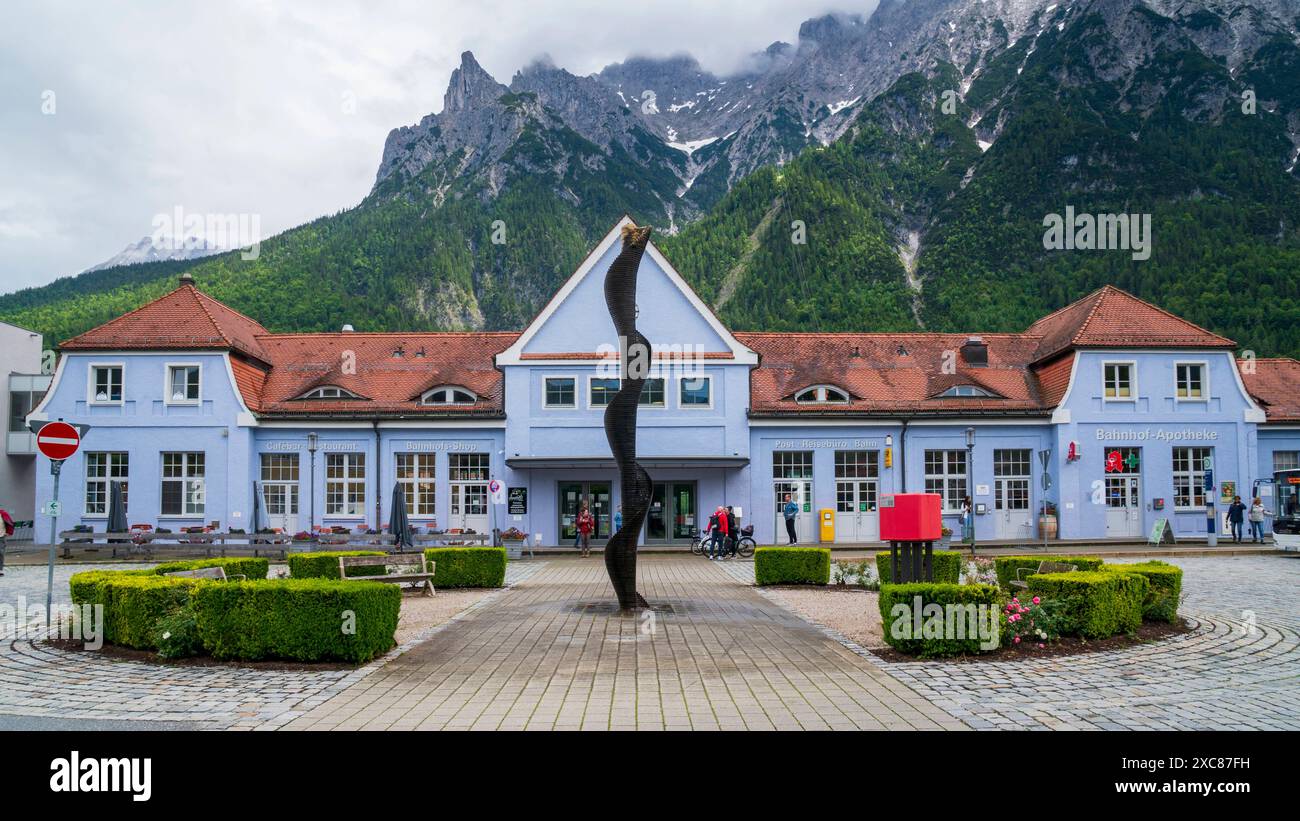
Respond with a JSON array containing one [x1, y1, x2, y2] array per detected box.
[[2, 321, 52, 524], [27, 219, 1300, 545]]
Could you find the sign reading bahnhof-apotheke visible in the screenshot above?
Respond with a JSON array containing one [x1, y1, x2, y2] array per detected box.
[[1095, 428, 1221, 442]]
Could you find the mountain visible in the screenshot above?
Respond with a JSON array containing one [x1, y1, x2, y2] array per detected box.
[[3, 0, 1299, 357], [82, 235, 224, 273]]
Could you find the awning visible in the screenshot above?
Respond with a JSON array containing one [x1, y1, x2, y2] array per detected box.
[[506, 455, 749, 470]]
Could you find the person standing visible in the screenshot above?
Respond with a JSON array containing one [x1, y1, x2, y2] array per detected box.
[[724, 506, 738, 559], [614, 504, 623, 534], [1226, 495, 1246, 543], [0, 505, 12, 577], [576, 501, 594, 557], [1248, 497, 1270, 544], [709, 506, 728, 560], [782, 494, 798, 545]]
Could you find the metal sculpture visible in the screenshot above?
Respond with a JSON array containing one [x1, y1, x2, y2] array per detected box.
[[602, 222, 654, 611]]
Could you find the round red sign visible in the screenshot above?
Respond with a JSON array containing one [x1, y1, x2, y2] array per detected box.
[[36, 421, 80, 461]]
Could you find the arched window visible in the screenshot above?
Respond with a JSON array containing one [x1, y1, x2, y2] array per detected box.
[[296, 386, 363, 400], [421, 386, 477, 405], [794, 385, 850, 404], [939, 385, 998, 398]]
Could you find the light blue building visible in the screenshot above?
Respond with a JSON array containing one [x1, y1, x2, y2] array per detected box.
[[26, 219, 1300, 546]]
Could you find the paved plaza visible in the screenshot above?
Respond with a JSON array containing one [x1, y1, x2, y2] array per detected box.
[[0, 554, 1296, 730]]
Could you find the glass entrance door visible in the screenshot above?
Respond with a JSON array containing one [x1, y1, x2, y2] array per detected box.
[[645, 481, 697, 543], [994, 449, 1032, 541], [260, 454, 299, 533], [559, 482, 612, 543]]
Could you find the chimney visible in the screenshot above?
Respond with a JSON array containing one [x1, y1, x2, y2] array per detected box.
[[179, 272, 194, 286], [341, 324, 355, 333], [850, 345, 861, 358], [960, 336, 988, 368]]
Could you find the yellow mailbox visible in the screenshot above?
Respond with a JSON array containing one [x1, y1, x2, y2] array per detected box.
[[819, 508, 835, 542]]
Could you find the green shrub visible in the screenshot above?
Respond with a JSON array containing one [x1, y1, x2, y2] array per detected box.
[[994, 555, 1105, 590], [154, 557, 269, 580], [1104, 561, 1183, 623], [878, 582, 1002, 657], [288, 551, 386, 580], [69, 571, 205, 649], [875, 550, 964, 584], [153, 606, 203, 659], [422, 547, 506, 588], [191, 579, 400, 663], [1026, 571, 1148, 639], [754, 547, 830, 586]]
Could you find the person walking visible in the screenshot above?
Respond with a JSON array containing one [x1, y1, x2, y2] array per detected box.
[[576, 501, 595, 557], [1226, 495, 1246, 543], [782, 494, 799, 545], [0, 505, 12, 577], [1248, 497, 1270, 544]]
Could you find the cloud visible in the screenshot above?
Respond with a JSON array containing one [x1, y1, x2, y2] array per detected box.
[[0, 0, 864, 292]]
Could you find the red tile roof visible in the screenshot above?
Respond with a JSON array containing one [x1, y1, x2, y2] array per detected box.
[[1027, 285, 1235, 362], [1239, 358, 1300, 422]]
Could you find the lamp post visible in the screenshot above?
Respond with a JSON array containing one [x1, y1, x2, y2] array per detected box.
[[307, 432, 318, 533], [965, 427, 976, 553]]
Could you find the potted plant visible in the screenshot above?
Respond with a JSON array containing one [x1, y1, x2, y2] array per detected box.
[[938, 525, 953, 548], [1038, 502, 1058, 540]]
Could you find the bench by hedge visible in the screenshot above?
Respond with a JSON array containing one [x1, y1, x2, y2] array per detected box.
[[1025, 571, 1148, 639], [876, 550, 963, 585], [754, 547, 830, 586], [422, 547, 507, 588], [994, 555, 1104, 590], [878, 582, 1002, 657], [288, 551, 386, 580], [340, 554, 435, 596]]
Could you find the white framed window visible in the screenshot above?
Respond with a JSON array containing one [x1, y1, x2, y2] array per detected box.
[[396, 453, 436, 516], [1274, 451, 1300, 472], [325, 453, 366, 516], [588, 376, 620, 408], [297, 386, 362, 400], [939, 385, 997, 398], [924, 450, 968, 513], [679, 375, 712, 409], [420, 385, 476, 405], [1102, 361, 1135, 401], [543, 376, 576, 408], [165, 363, 201, 404], [1172, 447, 1212, 510], [89, 363, 124, 404], [639, 378, 666, 407], [85, 452, 128, 516], [161, 452, 205, 516], [795, 385, 850, 404], [1175, 362, 1207, 401]]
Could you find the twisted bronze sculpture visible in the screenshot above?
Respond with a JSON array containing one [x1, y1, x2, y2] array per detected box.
[[603, 223, 653, 611]]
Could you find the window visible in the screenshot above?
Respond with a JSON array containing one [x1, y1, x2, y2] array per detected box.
[[325, 453, 366, 516], [298, 386, 362, 400], [1172, 447, 1212, 510], [1103, 363, 1134, 400], [161, 452, 204, 516], [421, 386, 476, 405], [544, 377, 575, 408], [260, 454, 300, 521], [924, 450, 968, 513], [679, 376, 711, 408], [639, 378, 665, 407], [91, 365, 123, 403], [834, 450, 879, 479], [795, 385, 850, 404], [1274, 451, 1300, 472], [589, 377, 620, 407], [85, 452, 128, 515], [167, 365, 200, 403], [939, 385, 997, 398], [8, 387, 38, 433], [449, 452, 490, 481], [772, 451, 813, 480], [1175, 363, 1205, 400], [396, 453, 436, 516]]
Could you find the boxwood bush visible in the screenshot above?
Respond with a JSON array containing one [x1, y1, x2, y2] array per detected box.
[[875, 550, 963, 584], [154, 557, 269, 580], [1104, 561, 1183, 623], [69, 570, 202, 650], [288, 550, 386, 579], [422, 547, 506, 588], [878, 582, 1002, 657], [754, 547, 830, 586], [1026, 571, 1148, 638], [191, 579, 400, 663], [994, 555, 1105, 590]]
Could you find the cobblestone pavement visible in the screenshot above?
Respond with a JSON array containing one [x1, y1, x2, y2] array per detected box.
[[281, 556, 963, 730]]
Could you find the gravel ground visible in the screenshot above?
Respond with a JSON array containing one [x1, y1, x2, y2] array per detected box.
[[760, 586, 887, 649], [393, 588, 496, 645]]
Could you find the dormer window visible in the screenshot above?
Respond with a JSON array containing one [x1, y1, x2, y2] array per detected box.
[[421, 386, 477, 405], [940, 385, 997, 398], [297, 386, 363, 400], [795, 385, 850, 404]]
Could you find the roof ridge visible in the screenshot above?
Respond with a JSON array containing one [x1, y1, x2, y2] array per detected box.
[[1070, 286, 1114, 346], [193, 288, 271, 333], [184, 285, 231, 347], [1026, 285, 1107, 332], [1091, 286, 1234, 346]]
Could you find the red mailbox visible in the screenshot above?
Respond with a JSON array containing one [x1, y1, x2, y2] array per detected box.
[[879, 493, 942, 541]]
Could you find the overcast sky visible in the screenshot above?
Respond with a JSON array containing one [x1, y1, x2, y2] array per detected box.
[[0, 0, 868, 294]]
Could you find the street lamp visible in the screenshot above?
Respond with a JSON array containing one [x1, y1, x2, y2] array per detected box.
[[307, 432, 319, 533], [965, 427, 976, 553]]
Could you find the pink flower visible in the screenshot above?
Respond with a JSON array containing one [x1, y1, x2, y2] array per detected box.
[[1032, 596, 1041, 605], [1038, 643, 1045, 648], [1013, 636, 1021, 644]]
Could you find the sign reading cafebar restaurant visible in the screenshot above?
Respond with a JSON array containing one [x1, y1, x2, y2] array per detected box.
[[1095, 428, 1219, 442]]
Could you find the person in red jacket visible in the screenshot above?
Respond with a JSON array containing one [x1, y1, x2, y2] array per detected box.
[[709, 505, 729, 561], [0, 506, 13, 577], [576, 501, 595, 558]]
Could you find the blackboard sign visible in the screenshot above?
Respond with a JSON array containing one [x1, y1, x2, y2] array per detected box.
[[1148, 518, 1175, 545], [508, 487, 527, 515]]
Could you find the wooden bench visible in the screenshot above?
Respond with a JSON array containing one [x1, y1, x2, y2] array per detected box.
[[162, 566, 246, 582], [338, 554, 436, 597], [1010, 560, 1078, 590]]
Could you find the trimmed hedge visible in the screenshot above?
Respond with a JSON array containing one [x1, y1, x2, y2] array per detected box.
[[288, 551, 386, 580], [994, 555, 1105, 590], [422, 547, 506, 588], [875, 550, 963, 584], [1026, 571, 1148, 639], [154, 557, 269, 580], [69, 570, 203, 650], [878, 582, 1002, 657], [1104, 561, 1183, 623], [754, 547, 830, 586], [191, 579, 400, 663]]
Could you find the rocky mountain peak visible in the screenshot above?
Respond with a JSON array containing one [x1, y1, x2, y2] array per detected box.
[[443, 51, 508, 114]]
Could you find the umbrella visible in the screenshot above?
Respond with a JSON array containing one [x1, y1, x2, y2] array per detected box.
[[251, 481, 263, 533], [107, 480, 127, 540], [390, 483, 413, 552]]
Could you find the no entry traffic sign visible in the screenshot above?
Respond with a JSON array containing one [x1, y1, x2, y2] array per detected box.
[[35, 421, 81, 461]]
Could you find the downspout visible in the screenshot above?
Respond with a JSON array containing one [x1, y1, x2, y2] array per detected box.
[[899, 417, 910, 493], [373, 419, 381, 532]]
